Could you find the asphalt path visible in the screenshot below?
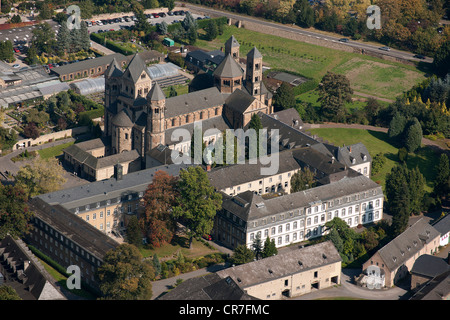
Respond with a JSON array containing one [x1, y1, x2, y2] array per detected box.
[[178, 2, 433, 64]]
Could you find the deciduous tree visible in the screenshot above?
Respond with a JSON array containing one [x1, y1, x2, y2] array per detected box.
[[0, 185, 32, 239], [173, 166, 222, 248], [96, 243, 154, 300]]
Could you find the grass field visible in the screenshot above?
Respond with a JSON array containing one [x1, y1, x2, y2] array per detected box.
[[308, 128, 440, 192], [37, 141, 74, 160], [139, 235, 218, 259], [194, 25, 426, 100]]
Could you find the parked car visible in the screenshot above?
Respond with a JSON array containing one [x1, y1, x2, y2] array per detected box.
[[12, 64, 20, 68], [379, 46, 390, 51], [153, 14, 159, 18], [414, 54, 426, 59], [14, 48, 20, 53], [339, 38, 349, 43], [168, 11, 174, 16]]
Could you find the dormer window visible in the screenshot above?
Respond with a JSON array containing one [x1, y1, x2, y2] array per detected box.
[[141, 73, 146, 79]]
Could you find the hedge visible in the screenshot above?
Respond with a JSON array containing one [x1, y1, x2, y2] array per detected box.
[[78, 107, 104, 120]]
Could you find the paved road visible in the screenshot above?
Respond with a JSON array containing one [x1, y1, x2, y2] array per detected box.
[[179, 2, 433, 64]]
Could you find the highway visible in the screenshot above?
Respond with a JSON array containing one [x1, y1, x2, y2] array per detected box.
[[178, 2, 434, 64]]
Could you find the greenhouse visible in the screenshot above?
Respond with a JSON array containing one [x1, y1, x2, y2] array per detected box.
[[70, 77, 105, 95], [147, 63, 180, 80]]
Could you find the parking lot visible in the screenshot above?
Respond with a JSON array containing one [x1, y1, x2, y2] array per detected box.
[[86, 10, 208, 34]]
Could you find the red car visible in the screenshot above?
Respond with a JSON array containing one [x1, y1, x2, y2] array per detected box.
[[47, 64, 54, 69], [14, 48, 20, 53], [202, 234, 212, 241], [153, 14, 159, 18]]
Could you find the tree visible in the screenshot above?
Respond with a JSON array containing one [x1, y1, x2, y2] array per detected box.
[[23, 122, 40, 139], [0, 127, 17, 151], [388, 112, 407, 140], [187, 26, 198, 45], [262, 236, 277, 258], [182, 12, 197, 31], [407, 166, 426, 214], [290, 168, 316, 193], [168, 85, 177, 97], [231, 244, 255, 265], [0, 286, 21, 300], [24, 45, 39, 65], [251, 234, 263, 259], [0, 40, 14, 63], [126, 216, 142, 247], [318, 72, 353, 122], [96, 244, 154, 300], [15, 157, 67, 198], [158, 21, 168, 35], [371, 153, 386, 175], [273, 82, 296, 110], [79, 20, 91, 51], [56, 21, 70, 56], [434, 154, 450, 198], [433, 40, 450, 77], [390, 182, 411, 236], [38, 1, 54, 20], [293, 0, 315, 27], [0, 185, 32, 240], [404, 118, 423, 152], [205, 20, 218, 41], [152, 254, 161, 277], [31, 22, 55, 55], [173, 166, 222, 248], [140, 171, 178, 247]]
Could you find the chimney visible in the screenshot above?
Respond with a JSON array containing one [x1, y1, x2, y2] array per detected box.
[[349, 146, 352, 153], [114, 163, 123, 180], [206, 164, 211, 172]]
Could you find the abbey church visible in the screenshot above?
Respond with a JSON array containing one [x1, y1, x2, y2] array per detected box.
[[103, 35, 273, 157], [63, 36, 274, 181]]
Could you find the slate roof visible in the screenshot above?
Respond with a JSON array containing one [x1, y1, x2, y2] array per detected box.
[[51, 53, 127, 77], [158, 273, 256, 300], [335, 143, 372, 167], [259, 112, 319, 149], [207, 149, 301, 191], [217, 241, 341, 288], [409, 271, 450, 300], [36, 163, 193, 211], [124, 53, 151, 83], [213, 54, 243, 79], [147, 82, 166, 101], [224, 88, 255, 114], [222, 175, 382, 223], [247, 46, 262, 59], [225, 35, 240, 49], [377, 218, 441, 272], [432, 213, 450, 235], [104, 57, 123, 78], [111, 109, 133, 127], [272, 108, 304, 129], [292, 147, 348, 176], [410, 254, 450, 278], [28, 197, 120, 259], [165, 87, 225, 119]]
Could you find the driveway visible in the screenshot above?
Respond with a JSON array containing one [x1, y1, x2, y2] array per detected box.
[[294, 268, 411, 300]]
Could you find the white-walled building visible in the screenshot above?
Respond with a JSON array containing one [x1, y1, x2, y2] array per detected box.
[[214, 174, 384, 250]]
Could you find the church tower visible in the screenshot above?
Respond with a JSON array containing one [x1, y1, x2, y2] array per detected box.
[[104, 58, 123, 139], [245, 47, 263, 98], [225, 35, 240, 64], [145, 82, 166, 153]]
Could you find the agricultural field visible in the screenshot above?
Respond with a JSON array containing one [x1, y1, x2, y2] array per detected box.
[[307, 128, 440, 193], [195, 25, 427, 101]]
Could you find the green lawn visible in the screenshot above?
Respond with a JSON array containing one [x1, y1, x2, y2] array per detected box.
[[38, 141, 74, 160], [139, 236, 218, 259], [308, 128, 440, 192], [194, 25, 426, 100]]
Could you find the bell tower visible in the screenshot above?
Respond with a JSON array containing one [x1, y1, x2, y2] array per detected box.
[[245, 47, 263, 98], [225, 35, 240, 64], [145, 82, 166, 153]]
